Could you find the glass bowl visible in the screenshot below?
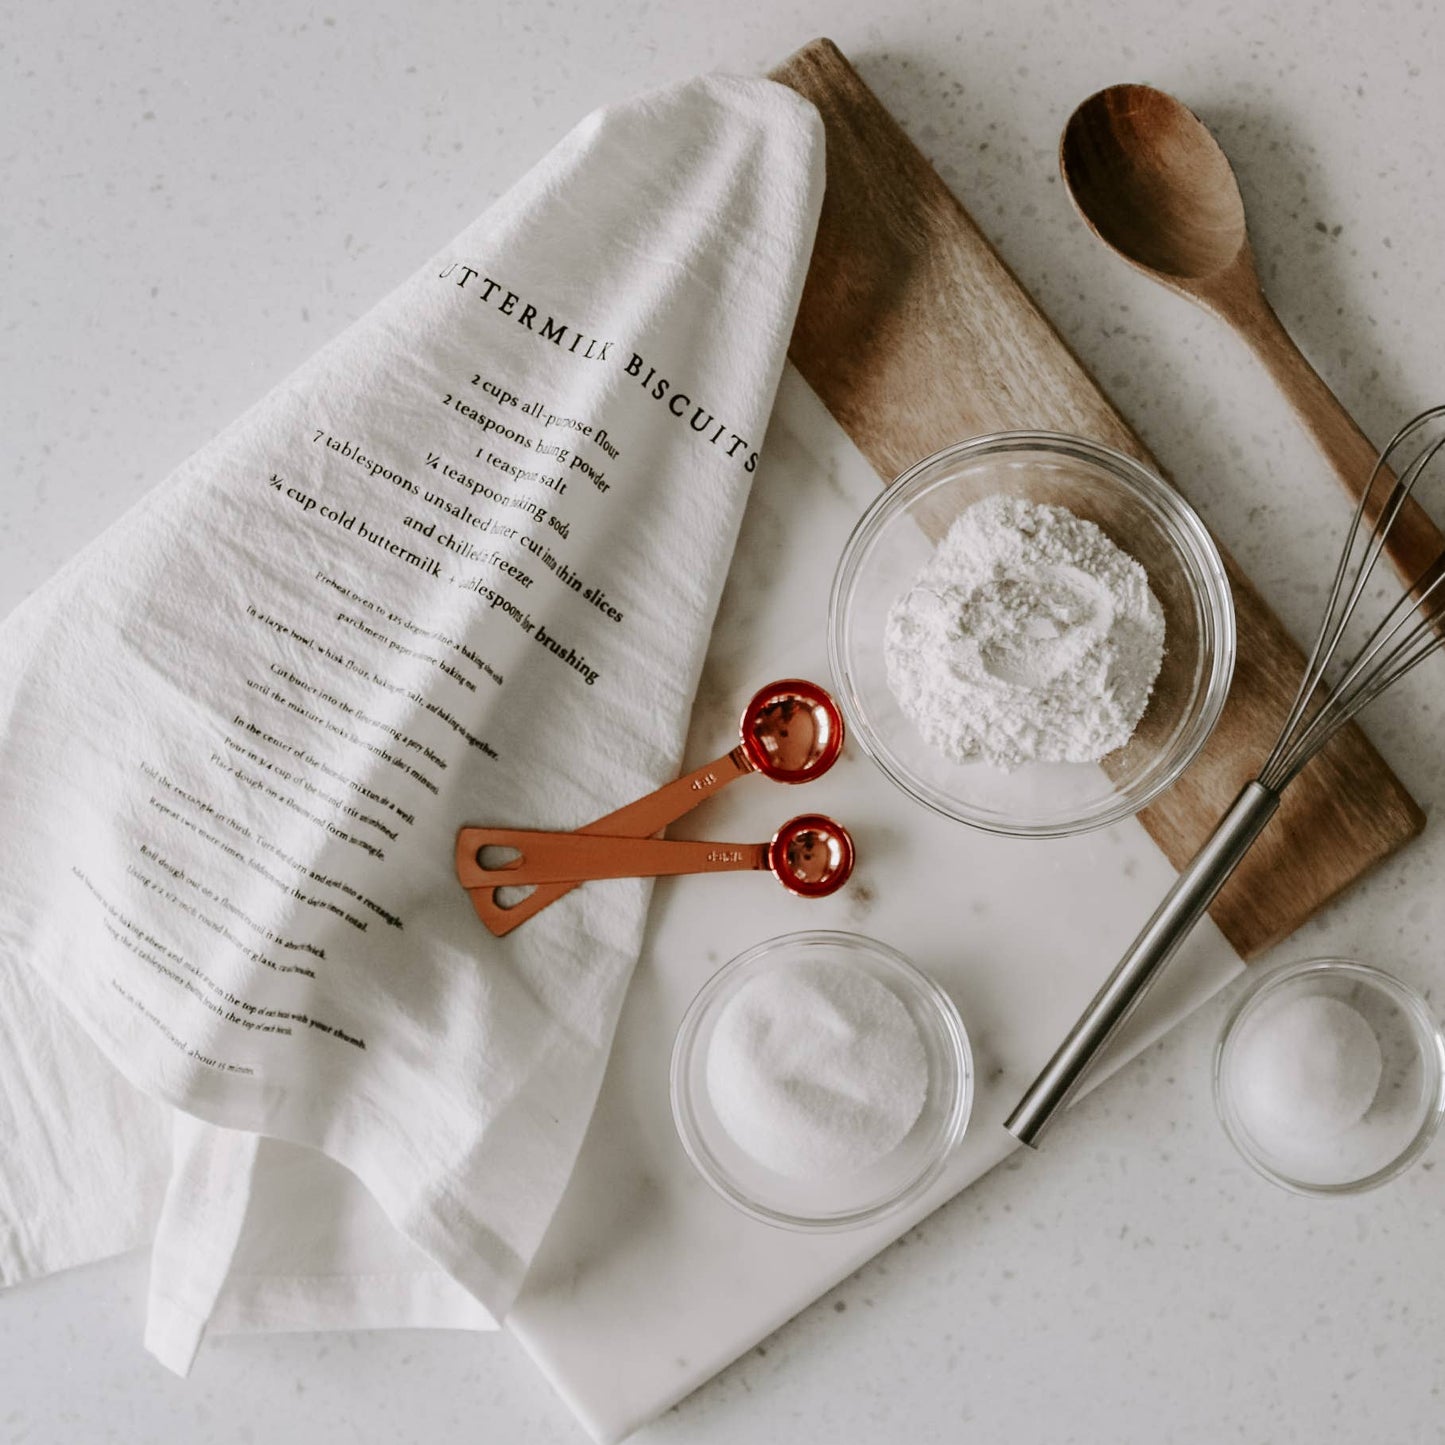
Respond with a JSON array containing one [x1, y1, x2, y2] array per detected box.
[[671, 931, 972, 1231], [828, 431, 1235, 836], [1215, 958, 1445, 1195]]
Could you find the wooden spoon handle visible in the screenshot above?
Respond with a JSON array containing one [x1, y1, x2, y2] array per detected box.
[[1230, 289, 1445, 585]]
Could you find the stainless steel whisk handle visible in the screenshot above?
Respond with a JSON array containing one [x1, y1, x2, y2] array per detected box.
[[1004, 781, 1281, 1148]]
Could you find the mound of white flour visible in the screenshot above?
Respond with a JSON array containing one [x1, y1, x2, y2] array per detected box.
[[884, 495, 1165, 771]]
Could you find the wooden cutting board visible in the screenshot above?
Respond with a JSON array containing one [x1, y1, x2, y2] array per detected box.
[[770, 39, 1424, 960]]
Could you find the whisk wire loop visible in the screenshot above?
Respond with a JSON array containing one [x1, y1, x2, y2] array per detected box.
[[1276, 542, 1445, 777], [1258, 438, 1391, 779], [1258, 407, 1445, 791]]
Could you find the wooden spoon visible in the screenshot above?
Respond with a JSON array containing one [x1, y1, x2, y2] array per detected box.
[[1060, 83, 1444, 586]]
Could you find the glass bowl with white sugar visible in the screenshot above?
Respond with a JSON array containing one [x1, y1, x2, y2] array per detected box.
[[1214, 958, 1445, 1195], [828, 432, 1235, 836], [670, 931, 972, 1231]]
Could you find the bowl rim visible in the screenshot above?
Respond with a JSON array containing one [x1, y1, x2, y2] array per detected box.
[[827, 429, 1238, 838], [1213, 956, 1445, 1197], [669, 929, 973, 1232]]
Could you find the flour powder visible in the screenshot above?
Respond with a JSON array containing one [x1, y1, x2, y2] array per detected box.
[[884, 495, 1166, 770]]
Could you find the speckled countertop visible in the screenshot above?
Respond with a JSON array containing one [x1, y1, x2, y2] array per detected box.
[[4, 1, 1445, 1441]]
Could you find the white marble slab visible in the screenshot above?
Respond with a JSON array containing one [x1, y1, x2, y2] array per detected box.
[[506, 368, 1244, 1441]]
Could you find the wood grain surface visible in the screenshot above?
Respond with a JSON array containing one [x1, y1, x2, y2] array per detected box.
[[770, 38, 1424, 960]]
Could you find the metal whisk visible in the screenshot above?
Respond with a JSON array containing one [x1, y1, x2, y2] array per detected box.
[[1006, 405, 1445, 1148]]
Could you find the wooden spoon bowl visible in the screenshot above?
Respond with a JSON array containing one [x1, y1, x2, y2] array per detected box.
[[1061, 83, 1248, 285]]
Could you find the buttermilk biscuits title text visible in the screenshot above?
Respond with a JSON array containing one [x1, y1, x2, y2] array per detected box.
[[435, 263, 761, 474]]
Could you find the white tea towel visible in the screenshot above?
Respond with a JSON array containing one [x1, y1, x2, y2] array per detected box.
[[0, 72, 823, 1366], [0, 954, 171, 1283], [158, 1131, 494, 1339]]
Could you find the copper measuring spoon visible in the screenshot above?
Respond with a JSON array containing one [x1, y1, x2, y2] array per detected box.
[[1060, 83, 1445, 587], [458, 678, 844, 934], [457, 813, 854, 898]]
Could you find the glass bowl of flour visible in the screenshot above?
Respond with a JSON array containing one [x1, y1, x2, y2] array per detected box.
[[671, 931, 972, 1230], [828, 432, 1235, 836]]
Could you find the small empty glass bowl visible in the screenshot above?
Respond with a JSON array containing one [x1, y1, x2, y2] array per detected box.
[[828, 432, 1235, 836], [671, 931, 972, 1231], [1215, 958, 1445, 1195]]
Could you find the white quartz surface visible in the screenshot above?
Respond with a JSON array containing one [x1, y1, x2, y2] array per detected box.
[[5, 1, 1445, 1441]]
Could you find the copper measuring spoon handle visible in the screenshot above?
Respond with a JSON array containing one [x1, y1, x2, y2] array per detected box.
[[454, 743, 753, 892], [462, 813, 854, 899], [462, 829, 771, 886]]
